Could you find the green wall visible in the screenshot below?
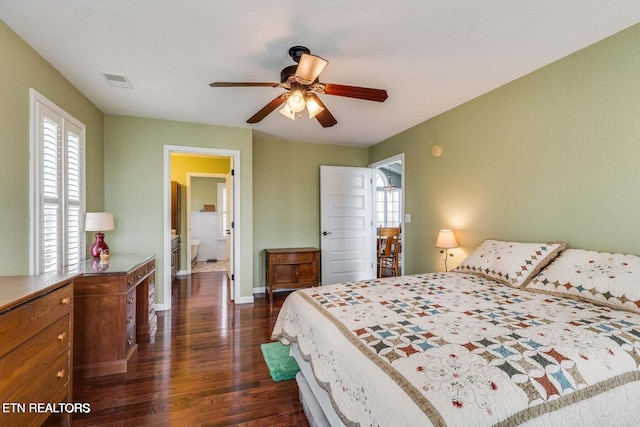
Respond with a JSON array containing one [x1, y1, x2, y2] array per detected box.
[[0, 19, 104, 275], [191, 177, 225, 212], [253, 138, 369, 287], [104, 115, 252, 304], [5, 14, 640, 301], [369, 23, 640, 274]]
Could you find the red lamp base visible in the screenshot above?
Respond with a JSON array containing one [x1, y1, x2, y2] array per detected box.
[[90, 232, 110, 258]]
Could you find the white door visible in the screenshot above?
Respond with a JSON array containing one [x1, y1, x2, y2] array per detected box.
[[320, 166, 375, 285], [226, 167, 234, 300]]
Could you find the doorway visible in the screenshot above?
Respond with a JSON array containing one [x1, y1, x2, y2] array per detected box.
[[162, 145, 241, 310], [370, 154, 405, 277], [186, 173, 228, 274]]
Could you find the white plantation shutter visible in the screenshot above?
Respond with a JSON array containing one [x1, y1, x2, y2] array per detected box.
[[31, 90, 86, 274], [66, 128, 83, 270]]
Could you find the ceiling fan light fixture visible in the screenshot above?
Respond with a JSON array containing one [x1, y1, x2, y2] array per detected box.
[[286, 89, 306, 112], [296, 54, 328, 83], [306, 97, 324, 119], [279, 105, 296, 120]]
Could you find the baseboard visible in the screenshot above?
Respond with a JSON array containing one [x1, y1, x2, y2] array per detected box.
[[176, 269, 189, 276], [253, 287, 266, 294], [154, 302, 171, 312], [234, 295, 254, 304]]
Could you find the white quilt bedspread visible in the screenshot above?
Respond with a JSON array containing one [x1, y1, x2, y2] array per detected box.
[[271, 273, 640, 426]]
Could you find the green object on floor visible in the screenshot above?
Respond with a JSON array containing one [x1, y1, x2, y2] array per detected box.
[[260, 342, 300, 381]]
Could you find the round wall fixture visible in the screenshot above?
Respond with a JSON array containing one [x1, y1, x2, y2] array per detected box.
[[431, 145, 443, 158]]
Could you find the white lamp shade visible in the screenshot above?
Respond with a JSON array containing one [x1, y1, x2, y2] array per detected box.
[[435, 229, 458, 249], [306, 97, 325, 118], [85, 212, 115, 232], [295, 54, 328, 82], [286, 89, 306, 112], [279, 105, 296, 120]]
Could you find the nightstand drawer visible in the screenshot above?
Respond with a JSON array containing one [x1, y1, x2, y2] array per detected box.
[[269, 252, 317, 264]]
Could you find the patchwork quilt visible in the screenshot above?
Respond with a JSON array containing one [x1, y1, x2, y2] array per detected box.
[[272, 273, 640, 426]]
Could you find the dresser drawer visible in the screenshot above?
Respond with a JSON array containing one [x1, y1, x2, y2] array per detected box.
[[126, 288, 137, 322], [269, 252, 317, 264], [0, 315, 70, 402], [125, 323, 137, 355], [1, 350, 69, 427], [0, 284, 72, 359], [148, 276, 156, 302], [146, 259, 156, 274]]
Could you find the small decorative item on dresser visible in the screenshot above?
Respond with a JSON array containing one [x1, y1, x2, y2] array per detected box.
[[85, 212, 115, 258]]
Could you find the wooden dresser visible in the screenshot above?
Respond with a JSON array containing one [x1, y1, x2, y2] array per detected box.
[[0, 272, 80, 427], [72, 255, 156, 378], [265, 248, 320, 300]]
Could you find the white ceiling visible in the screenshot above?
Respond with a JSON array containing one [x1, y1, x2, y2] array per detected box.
[[2, 1, 640, 147]]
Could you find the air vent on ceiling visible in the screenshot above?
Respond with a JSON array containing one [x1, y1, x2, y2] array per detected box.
[[102, 73, 133, 89]]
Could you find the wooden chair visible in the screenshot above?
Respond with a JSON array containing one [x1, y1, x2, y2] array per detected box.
[[377, 227, 401, 277]]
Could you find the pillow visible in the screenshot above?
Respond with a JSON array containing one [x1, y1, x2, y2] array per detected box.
[[454, 239, 565, 288], [526, 249, 640, 313]]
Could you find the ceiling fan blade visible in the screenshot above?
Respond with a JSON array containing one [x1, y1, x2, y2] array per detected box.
[[322, 83, 388, 102], [246, 94, 287, 123], [308, 94, 337, 128], [210, 82, 279, 87], [295, 54, 328, 83]]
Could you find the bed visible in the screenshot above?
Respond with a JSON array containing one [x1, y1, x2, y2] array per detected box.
[[271, 240, 640, 426]]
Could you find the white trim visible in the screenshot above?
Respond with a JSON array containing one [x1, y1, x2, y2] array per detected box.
[[29, 88, 86, 274], [161, 145, 245, 311]]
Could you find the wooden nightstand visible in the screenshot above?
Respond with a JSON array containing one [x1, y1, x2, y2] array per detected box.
[[265, 248, 320, 300]]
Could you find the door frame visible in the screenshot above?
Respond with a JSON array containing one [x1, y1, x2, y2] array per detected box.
[[369, 153, 405, 276], [161, 145, 241, 311]]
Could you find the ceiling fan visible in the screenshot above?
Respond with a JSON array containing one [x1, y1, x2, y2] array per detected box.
[[209, 46, 388, 128]]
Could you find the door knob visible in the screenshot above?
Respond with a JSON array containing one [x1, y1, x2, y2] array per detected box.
[[322, 231, 332, 236]]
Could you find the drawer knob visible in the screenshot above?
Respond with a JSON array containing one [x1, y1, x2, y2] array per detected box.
[[58, 332, 67, 342], [60, 296, 71, 305], [127, 316, 135, 325], [128, 278, 134, 286], [127, 297, 134, 304], [57, 369, 66, 379], [127, 337, 133, 345]]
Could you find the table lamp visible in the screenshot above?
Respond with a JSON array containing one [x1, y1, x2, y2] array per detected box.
[[85, 212, 115, 258], [435, 229, 458, 272]]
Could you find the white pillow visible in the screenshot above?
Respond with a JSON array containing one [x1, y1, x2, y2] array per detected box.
[[455, 239, 565, 288], [526, 248, 640, 313]]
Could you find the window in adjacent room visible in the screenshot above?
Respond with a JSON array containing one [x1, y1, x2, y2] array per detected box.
[[217, 182, 228, 240], [375, 169, 401, 228], [30, 89, 86, 274]]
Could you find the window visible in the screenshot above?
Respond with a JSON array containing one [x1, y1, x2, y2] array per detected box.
[[30, 89, 86, 274], [217, 182, 228, 240], [375, 170, 401, 229]]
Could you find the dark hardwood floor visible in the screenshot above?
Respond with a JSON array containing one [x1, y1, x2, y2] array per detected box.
[[70, 272, 309, 426]]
